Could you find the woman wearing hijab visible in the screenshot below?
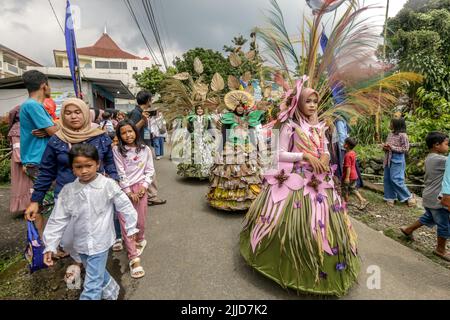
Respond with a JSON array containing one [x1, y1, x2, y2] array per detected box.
[[240, 79, 360, 297], [25, 98, 119, 235], [8, 105, 33, 214]]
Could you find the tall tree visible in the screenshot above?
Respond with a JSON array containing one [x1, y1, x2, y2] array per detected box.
[[384, 0, 450, 100], [173, 48, 234, 84], [133, 65, 175, 94]]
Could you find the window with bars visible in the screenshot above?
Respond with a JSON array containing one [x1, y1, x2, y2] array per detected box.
[[95, 61, 128, 70]]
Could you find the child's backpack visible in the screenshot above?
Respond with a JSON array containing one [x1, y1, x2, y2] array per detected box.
[[24, 221, 47, 274]]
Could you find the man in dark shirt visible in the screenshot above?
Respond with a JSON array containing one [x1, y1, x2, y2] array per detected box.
[[129, 91, 167, 207], [129, 91, 151, 138]]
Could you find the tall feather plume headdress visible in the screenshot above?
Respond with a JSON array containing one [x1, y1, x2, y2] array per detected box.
[[257, 0, 422, 124]]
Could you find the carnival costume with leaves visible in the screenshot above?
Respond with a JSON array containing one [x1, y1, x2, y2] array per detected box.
[[239, 0, 422, 297], [207, 91, 266, 211], [176, 110, 216, 179], [159, 58, 226, 179]]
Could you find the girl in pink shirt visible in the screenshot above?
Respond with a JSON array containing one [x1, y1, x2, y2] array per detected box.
[[113, 120, 155, 279]]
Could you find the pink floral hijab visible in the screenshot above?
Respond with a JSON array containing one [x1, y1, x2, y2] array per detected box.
[[277, 75, 320, 125]]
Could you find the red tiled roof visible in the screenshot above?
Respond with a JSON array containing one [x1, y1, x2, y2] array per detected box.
[[67, 33, 144, 60]]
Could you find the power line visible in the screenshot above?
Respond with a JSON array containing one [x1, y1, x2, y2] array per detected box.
[[124, 0, 161, 66], [141, 0, 168, 69], [147, 0, 169, 67], [156, 0, 173, 64], [48, 0, 64, 35], [141, 0, 165, 67]]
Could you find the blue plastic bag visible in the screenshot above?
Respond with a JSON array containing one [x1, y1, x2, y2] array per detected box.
[[24, 221, 48, 273]]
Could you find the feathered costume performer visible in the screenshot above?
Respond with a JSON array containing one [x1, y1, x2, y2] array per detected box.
[[240, 0, 422, 296]]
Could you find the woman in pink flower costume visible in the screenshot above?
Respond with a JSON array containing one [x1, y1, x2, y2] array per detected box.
[[240, 77, 360, 297]]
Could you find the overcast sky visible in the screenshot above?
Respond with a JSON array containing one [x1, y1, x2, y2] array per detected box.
[[0, 0, 408, 67]]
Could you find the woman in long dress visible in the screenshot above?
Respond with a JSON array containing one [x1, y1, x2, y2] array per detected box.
[[240, 81, 360, 296], [8, 106, 33, 214], [176, 105, 216, 179], [207, 91, 265, 211]]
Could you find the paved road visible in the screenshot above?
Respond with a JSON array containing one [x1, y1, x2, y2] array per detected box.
[[117, 156, 450, 300]]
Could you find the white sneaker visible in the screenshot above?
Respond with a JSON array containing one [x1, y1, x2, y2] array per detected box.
[[156, 156, 162, 160]]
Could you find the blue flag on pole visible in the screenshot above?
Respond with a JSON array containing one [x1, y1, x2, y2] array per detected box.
[[65, 0, 80, 97], [320, 31, 345, 105]]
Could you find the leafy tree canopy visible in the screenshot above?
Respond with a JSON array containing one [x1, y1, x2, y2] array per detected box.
[[133, 65, 177, 94], [385, 0, 450, 99], [173, 47, 233, 84]]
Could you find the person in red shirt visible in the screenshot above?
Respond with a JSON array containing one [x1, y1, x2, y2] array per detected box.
[[342, 137, 368, 209], [43, 98, 59, 121]]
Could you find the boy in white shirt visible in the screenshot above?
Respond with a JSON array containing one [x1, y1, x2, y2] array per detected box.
[[43, 144, 138, 300]]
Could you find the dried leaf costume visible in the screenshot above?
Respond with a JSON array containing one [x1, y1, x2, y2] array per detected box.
[[176, 111, 216, 179], [207, 91, 266, 211], [159, 58, 226, 179]]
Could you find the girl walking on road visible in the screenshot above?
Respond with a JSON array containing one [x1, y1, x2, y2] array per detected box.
[[383, 117, 416, 207], [113, 120, 155, 279], [43, 144, 138, 300]]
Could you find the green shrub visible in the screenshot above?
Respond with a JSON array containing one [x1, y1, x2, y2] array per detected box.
[[406, 88, 450, 176], [350, 115, 391, 145], [354, 144, 384, 164], [0, 159, 11, 184]]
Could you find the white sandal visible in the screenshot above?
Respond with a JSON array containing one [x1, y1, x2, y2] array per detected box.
[[136, 240, 147, 257], [129, 258, 145, 279], [64, 264, 82, 287], [112, 239, 123, 252]]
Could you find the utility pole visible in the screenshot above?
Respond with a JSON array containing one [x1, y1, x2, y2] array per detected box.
[[376, 0, 390, 143]]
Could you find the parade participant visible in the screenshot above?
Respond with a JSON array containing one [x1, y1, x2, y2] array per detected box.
[[25, 98, 118, 238], [43, 98, 59, 121], [170, 108, 190, 162], [342, 137, 368, 209], [240, 80, 360, 296], [20, 70, 59, 234], [237, 0, 423, 296], [400, 132, 450, 261], [207, 91, 265, 211], [149, 110, 167, 160], [129, 91, 166, 206], [113, 120, 155, 279], [383, 117, 416, 207], [100, 112, 116, 139], [176, 105, 215, 179], [129, 91, 152, 142], [43, 144, 138, 300], [7, 106, 33, 214]]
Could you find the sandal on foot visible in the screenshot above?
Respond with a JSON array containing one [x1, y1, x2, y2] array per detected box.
[[433, 250, 450, 262], [407, 195, 417, 208], [136, 240, 147, 257], [358, 201, 369, 210], [64, 264, 81, 286], [112, 239, 123, 252], [129, 258, 145, 279], [386, 201, 395, 207], [400, 227, 414, 241]]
